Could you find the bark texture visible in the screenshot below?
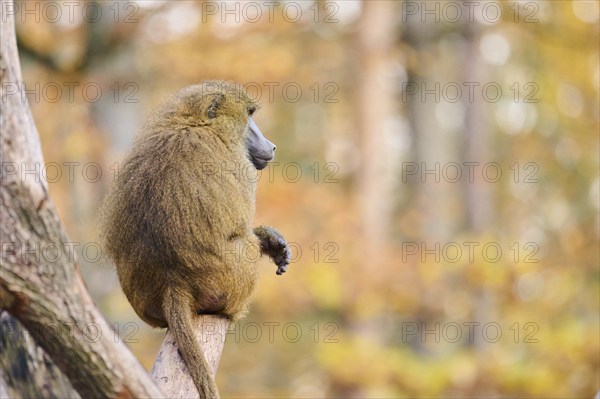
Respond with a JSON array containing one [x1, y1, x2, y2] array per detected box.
[[151, 315, 230, 398]]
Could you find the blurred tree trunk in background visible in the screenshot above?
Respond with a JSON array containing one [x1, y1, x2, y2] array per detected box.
[[354, 0, 397, 260], [405, 15, 462, 243], [345, 3, 397, 395], [461, 23, 498, 352]]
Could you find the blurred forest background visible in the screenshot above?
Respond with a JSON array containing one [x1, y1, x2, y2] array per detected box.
[[12, 0, 599, 397]]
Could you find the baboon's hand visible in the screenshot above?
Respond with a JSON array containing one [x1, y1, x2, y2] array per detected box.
[[254, 226, 290, 275]]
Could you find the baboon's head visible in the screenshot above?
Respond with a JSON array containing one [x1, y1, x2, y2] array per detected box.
[[173, 81, 276, 170]]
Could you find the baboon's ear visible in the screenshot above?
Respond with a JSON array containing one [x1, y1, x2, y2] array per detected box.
[[207, 93, 225, 119]]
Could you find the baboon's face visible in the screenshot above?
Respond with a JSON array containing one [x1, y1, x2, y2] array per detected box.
[[245, 113, 275, 170]]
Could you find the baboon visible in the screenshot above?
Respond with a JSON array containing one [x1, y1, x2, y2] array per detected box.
[[99, 81, 291, 399]]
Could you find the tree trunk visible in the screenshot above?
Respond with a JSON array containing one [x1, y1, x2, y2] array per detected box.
[[0, 1, 227, 397], [0, 1, 162, 396]]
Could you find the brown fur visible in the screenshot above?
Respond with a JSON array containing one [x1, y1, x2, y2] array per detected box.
[[99, 81, 289, 399]]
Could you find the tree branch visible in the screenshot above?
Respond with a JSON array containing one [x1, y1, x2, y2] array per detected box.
[[151, 315, 230, 398]]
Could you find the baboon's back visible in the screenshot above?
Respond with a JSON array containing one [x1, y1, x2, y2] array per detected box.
[[100, 126, 258, 323]]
